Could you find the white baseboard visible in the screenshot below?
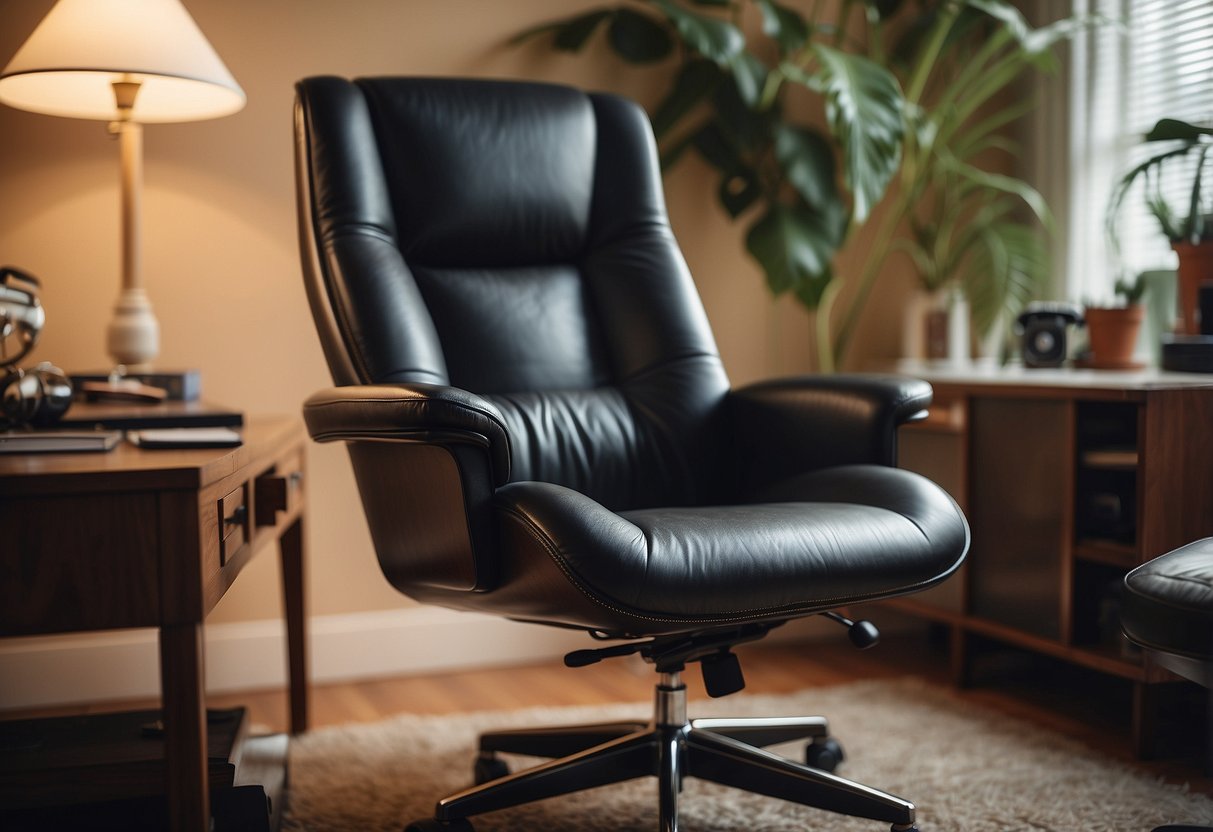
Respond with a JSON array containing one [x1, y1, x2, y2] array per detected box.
[[0, 607, 837, 712]]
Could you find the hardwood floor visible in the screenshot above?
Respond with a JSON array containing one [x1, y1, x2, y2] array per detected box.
[[11, 630, 1211, 796]]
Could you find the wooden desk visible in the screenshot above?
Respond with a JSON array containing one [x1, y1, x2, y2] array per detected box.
[[0, 416, 309, 832]]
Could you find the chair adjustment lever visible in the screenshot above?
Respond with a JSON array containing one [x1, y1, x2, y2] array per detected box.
[[566, 640, 745, 697], [564, 622, 780, 671], [822, 611, 880, 649], [564, 642, 644, 667]]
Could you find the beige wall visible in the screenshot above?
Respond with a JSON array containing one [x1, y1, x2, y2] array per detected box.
[[0, 0, 909, 628]]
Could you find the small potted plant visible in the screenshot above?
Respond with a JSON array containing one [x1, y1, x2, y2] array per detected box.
[[1083, 275, 1146, 369], [1108, 118, 1213, 335]]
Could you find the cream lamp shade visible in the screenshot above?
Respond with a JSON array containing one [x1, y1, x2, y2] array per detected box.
[[0, 0, 243, 372], [0, 0, 245, 122]]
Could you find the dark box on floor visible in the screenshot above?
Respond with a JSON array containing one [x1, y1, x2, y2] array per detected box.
[[0, 706, 285, 831]]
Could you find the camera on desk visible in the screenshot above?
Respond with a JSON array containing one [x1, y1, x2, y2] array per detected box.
[[1016, 302, 1084, 368]]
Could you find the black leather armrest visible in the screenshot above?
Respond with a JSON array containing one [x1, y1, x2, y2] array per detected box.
[[727, 374, 932, 492], [303, 383, 512, 486]]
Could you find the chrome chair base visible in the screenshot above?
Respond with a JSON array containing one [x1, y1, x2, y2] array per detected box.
[[409, 671, 917, 832]]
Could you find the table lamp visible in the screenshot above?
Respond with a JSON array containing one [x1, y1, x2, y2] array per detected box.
[[0, 0, 244, 373]]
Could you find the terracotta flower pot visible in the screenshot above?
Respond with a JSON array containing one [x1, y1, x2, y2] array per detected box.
[[1084, 305, 1145, 369], [1173, 240, 1213, 335]]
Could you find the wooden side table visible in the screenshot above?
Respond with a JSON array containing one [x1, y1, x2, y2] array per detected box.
[[889, 363, 1213, 755], [0, 416, 309, 832]]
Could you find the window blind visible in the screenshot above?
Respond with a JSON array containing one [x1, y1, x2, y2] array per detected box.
[[1067, 0, 1213, 302]]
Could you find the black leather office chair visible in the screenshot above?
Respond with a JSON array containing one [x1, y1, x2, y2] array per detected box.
[[293, 75, 970, 832]]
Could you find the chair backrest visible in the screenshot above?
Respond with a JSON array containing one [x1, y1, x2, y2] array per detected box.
[[295, 76, 731, 511]]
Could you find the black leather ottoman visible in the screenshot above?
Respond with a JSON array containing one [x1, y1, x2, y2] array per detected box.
[[1122, 538, 1213, 832], [1123, 537, 1213, 687]]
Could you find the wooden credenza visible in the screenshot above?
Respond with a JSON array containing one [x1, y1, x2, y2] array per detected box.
[[0, 416, 309, 832], [888, 363, 1213, 755]]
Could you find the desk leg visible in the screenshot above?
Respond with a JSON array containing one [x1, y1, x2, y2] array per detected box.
[[280, 516, 309, 734], [159, 622, 210, 832]]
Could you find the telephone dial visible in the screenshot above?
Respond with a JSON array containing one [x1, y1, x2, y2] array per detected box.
[[1016, 302, 1084, 368]]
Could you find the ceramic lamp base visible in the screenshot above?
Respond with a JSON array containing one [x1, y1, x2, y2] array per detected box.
[[106, 286, 159, 372]]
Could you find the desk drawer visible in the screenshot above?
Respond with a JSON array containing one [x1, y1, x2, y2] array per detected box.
[[255, 451, 304, 527], [219, 484, 249, 567]]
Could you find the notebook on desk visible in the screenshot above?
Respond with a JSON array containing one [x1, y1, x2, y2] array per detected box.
[[0, 430, 122, 454], [56, 400, 244, 430]]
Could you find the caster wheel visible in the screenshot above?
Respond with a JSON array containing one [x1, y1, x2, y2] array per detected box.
[[404, 819, 474, 832], [890, 825, 919, 832], [473, 754, 510, 784], [805, 736, 845, 772]]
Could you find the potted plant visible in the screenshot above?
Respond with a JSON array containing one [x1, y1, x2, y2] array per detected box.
[[1108, 118, 1213, 335], [514, 0, 1090, 370], [1082, 275, 1146, 369]]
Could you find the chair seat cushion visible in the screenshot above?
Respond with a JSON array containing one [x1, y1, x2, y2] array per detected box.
[[487, 465, 968, 635], [1122, 537, 1213, 660]]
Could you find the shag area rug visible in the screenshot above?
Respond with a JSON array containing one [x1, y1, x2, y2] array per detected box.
[[283, 677, 1213, 831]]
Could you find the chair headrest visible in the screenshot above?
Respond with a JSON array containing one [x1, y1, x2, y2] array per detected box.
[[356, 77, 596, 268]]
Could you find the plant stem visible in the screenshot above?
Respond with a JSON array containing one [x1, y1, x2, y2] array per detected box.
[[834, 0, 854, 47], [758, 68, 784, 111], [936, 51, 1023, 148], [869, 13, 884, 64], [904, 3, 958, 105], [816, 278, 841, 372], [927, 31, 1014, 145]]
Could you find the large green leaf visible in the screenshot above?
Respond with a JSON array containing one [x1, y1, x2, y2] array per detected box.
[[756, 0, 810, 55], [793, 268, 835, 309], [689, 120, 744, 174], [745, 203, 837, 303], [946, 158, 1052, 226], [941, 195, 1016, 270], [962, 0, 1030, 46], [510, 9, 611, 48], [608, 8, 673, 63], [811, 43, 905, 222], [693, 118, 796, 228], [710, 76, 771, 152], [651, 59, 722, 138], [719, 169, 764, 217], [962, 221, 1048, 335], [1145, 118, 1213, 143], [774, 124, 839, 214], [726, 50, 768, 107], [864, 0, 906, 21], [964, 0, 1103, 59], [650, 0, 745, 65]]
